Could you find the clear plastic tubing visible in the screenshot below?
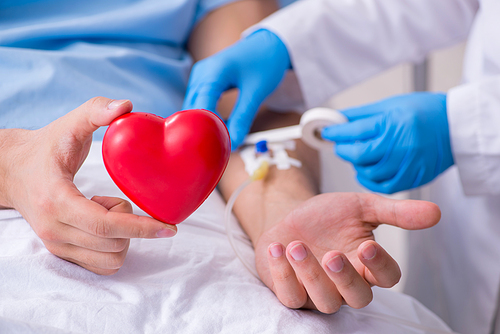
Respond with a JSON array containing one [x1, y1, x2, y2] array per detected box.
[[224, 177, 258, 278]]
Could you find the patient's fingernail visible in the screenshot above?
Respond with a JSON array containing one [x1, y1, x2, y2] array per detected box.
[[290, 244, 307, 261], [362, 244, 377, 260], [108, 99, 128, 110], [269, 243, 283, 258], [326, 255, 344, 273], [156, 228, 176, 238]]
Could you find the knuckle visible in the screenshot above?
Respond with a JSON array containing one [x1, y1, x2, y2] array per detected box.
[[272, 269, 294, 283], [300, 267, 322, 283], [317, 302, 342, 315], [36, 226, 58, 242], [81, 253, 100, 269], [120, 201, 133, 213], [351, 145, 365, 163], [280, 295, 307, 310], [81, 252, 125, 271], [374, 263, 401, 288], [351, 292, 374, 309], [87, 96, 105, 109], [192, 59, 218, 77], [43, 242, 61, 256], [90, 219, 112, 237], [129, 223, 148, 238], [382, 274, 401, 288], [340, 275, 357, 291], [380, 188, 392, 195], [106, 253, 126, 270], [112, 239, 129, 252], [34, 196, 58, 218], [400, 108, 419, 123], [337, 146, 359, 164], [336, 144, 350, 157], [360, 171, 376, 183], [385, 183, 399, 194], [95, 268, 120, 276], [191, 61, 204, 74]]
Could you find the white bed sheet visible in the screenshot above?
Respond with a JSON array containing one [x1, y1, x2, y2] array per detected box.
[[0, 142, 453, 334]]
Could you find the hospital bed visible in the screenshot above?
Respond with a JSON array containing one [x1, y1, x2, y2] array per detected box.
[[0, 141, 454, 333]]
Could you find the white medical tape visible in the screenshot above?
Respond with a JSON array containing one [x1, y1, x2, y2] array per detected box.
[[243, 107, 347, 150]]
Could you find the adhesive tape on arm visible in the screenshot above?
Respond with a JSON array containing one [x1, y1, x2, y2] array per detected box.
[[300, 107, 347, 150]]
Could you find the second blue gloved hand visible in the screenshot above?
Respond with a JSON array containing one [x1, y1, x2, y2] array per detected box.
[[183, 29, 291, 150], [321, 92, 454, 194]]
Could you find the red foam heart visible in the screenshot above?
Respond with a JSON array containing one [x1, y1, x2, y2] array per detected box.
[[102, 110, 230, 224]]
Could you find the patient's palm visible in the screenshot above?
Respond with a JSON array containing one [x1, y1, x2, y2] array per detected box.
[[255, 193, 375, 279], [254, 192, 439, 289]]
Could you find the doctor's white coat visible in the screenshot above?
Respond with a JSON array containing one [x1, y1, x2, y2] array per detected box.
[[254, 0, 500, 333]]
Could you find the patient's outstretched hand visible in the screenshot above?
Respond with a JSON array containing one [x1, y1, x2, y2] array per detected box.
[[254, 192, 440, 313], [0, 97, 177, 275]]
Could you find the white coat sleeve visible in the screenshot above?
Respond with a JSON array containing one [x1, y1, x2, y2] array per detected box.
[[249, 0, 479, 109], [447, 77, 500, 195]]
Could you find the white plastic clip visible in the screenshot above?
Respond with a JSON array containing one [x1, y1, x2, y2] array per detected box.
[[240, 140, 302, 177]]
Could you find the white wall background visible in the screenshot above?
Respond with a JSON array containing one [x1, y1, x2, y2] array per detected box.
[[320, 42, 466, 291]]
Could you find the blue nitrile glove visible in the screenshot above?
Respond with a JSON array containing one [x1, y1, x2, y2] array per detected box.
[[183, 29, 291, 150], [321, 92, 454, 194]]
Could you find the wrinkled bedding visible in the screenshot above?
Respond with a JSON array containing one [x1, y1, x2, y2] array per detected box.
[[0, 142, 452, 334]]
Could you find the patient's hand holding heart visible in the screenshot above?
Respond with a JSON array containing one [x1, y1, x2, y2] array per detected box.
[[0, 97, 179, 275], [102, 110, 231, 224]]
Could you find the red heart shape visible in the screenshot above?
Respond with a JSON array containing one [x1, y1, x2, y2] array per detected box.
[[102, 110, 230, 224]]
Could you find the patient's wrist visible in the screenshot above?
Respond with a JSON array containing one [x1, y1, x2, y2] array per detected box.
[[219, 109, 320, 245], [251, 166, 316, 242], [0, 129, 33, 209], [221, 147, 317, 246]]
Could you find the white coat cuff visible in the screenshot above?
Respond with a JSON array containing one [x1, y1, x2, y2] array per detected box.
[[448, 83, 500, 195]]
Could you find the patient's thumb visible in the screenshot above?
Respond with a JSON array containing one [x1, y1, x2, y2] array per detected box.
[[63, 97, 133, 140], [365, 193, 441, 230], [91, 196, 133, 214], [389, 199, 441, 230]]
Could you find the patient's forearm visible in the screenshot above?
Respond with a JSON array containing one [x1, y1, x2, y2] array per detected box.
[[218, 111, 320, 245], [187, 0, 317, 242], [188, 0, 278, 62]]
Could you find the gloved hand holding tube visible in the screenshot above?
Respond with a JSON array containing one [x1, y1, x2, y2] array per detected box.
[[183, 29, 290, 150], [322, 92, 455, 194]]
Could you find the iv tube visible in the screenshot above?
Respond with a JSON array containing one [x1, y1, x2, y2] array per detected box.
[[224, 159, 269, 279], [224, 178, 258, 278]]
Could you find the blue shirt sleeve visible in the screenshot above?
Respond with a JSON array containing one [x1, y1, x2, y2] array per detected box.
[[195, 0, 298, 24], [194, 0, 240, 24]]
